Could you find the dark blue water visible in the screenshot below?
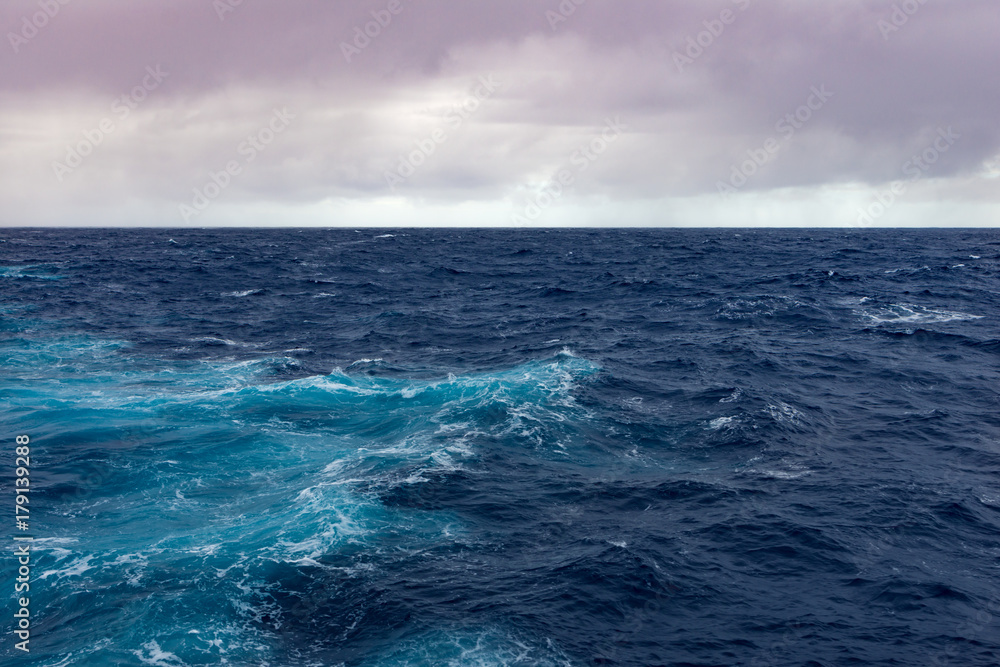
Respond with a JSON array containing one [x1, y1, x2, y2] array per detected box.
[[2, 229, 999, 667]]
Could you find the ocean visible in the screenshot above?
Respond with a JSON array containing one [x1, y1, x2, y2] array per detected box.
[[1, 228, 999, 666]]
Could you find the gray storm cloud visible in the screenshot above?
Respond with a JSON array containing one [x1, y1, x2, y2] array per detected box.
[[1, 0, 997, 226]]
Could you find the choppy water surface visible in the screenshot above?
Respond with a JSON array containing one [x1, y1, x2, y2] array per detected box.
[[1, 229, 999, 666]]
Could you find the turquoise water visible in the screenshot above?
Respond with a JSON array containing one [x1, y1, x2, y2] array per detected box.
[[3, 228, 1000, 666]]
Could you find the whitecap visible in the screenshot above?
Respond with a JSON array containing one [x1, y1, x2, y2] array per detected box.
[[191, 336, 239, 346], [708, 416, 735, 430], [38, 554, 96, 581], [859, 303, 983, 325], [749, 459, 813, 480], [979, 494, 1000, 509], [720, 388, 743, 403], [47, 547, 74, 562], [221, 289, 263, 297], [0, 265, 60, 280], [41, 655, 75, 667], [716, 295, 800, 320], [401, 385, 424, 398], [134, 641, 185, 667], [33, 536, 79, 547], [766, 402, 802, 423], [348, 358, 383, 366], [759, 469, 812, 480]]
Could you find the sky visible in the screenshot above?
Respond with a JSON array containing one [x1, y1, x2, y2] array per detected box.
[[1, 0, 998, 227]]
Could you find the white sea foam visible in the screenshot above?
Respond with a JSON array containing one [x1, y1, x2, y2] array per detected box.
[[0, 264, 60, 280], [716, 295, 801, 320], [38, 554, 96, 581], [109, 552, 149, 586], [33, 536, 79, 547], [191, 336, 239, 346], [348, 358, 383, 366], [858, 302, 983, 325], [221, 289, 263, 297], [765, 402, 802, 424], [134, 641, 186, 667], [708, 416, 735, 430], [759, 468, 812, 480], [720, 388, 743, 403], [978, 494, 1000, 509]]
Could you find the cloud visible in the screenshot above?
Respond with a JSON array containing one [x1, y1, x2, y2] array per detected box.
[[1, 0, 998, 226]]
